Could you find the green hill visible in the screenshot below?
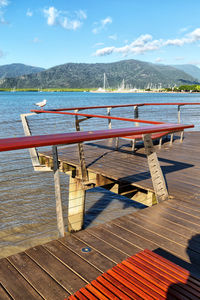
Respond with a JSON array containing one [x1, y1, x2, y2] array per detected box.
[[172, 64, 200, 81], [0, 63, 45, 79], [0, 60, 198, 89]]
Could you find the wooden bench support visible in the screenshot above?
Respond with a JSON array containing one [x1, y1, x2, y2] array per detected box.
[[20, 113, 51, 171], [52, 146, 65, 237], [68, 174, 86, 232], [143, 134, 168, 203]]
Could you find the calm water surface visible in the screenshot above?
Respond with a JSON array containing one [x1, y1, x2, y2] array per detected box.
[[0, 92, 200, 257]]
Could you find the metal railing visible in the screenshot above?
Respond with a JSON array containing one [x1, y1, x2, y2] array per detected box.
[[0, 123, 194, 241]]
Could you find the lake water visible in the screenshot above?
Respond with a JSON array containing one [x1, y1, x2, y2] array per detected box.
[[0, 91, 200, 257]]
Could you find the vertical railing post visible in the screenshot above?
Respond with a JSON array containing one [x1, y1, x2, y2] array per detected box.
[[74, 110, 88, 182], [20, 113, 40, 168], [134, 105, 139, 122], [143, 134, 168, 203], [52, 145, 65, 237], [107, 107, 112, 129], [177, 105, 184, 142], [178, 105, 181, 124]]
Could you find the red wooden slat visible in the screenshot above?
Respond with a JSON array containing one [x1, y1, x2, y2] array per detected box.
[[0, 123, 194, 152], [96, 276, 131, 300], [86, 284, 109, 300], [144, 249, 200, 287], [78, 287, 98, 299], [128, 257, 200, 300], [139, 251, 200, 293], [91, 280, 118, 299], [112, 265, 165, 299], [102, 273, 143, 300], [116, 262, 167, 298], [67, 295, 78, 300], [107, 269, 155, 300], [73, 291, 88, 300], [69, 250, 200, 299]]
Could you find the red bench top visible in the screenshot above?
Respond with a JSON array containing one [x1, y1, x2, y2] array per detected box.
[[68, 249, 200, 299]]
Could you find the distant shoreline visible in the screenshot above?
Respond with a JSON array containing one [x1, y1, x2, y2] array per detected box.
[[0, 88, 199, 94]]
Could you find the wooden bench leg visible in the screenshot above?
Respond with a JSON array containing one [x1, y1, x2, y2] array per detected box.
[[68, 174, 86, 232]]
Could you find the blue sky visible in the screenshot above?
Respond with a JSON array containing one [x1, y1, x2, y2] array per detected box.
[[1, 0, 200, 69]]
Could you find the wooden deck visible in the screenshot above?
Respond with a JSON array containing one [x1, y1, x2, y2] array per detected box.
[[1, 131, 200, 299]]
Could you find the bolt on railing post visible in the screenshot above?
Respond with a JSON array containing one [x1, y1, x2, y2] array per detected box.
[[52, 145, 65, 237], [107, 107, 112, 129]]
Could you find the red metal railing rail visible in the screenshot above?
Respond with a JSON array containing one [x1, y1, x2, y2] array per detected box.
[[0, 123, 194, 152], [31, 109, 165, 125], [31, 102, 200, 113]]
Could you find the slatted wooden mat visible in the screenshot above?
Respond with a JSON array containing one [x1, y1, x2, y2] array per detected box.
[[68, 249, 200, 300]]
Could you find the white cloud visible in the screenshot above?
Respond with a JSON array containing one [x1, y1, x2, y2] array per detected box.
[[43, 6, 58, 26], [0, 0, 9, 24], [109, 34, 117, 40], [164, 28, 200, 47], [94, 34, 162, 56], [94, 27, 200, 57], [0, 0, 8, 8], [175, 57, 185, 61], [26, 9, 33, 17], [92, 16, 112, 34], [101, 17, 112, 26], [155, 57, 164, 63], [43, 6, 86, 30], [61, 17, 81, 30], [76, 9, 87, 20], [93, 42, 104, 47]]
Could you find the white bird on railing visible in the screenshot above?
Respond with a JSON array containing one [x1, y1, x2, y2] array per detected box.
[[35, 99, 47, 109]]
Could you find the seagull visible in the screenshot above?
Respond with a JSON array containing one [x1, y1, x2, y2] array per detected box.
[[35, 99, 47, 109]]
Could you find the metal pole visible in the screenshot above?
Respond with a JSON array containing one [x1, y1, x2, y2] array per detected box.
[[52, 145, 65, 237]]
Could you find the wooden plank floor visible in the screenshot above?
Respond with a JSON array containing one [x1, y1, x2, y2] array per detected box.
[[39, 131, 200, 199], [1, 132, 200, 299]]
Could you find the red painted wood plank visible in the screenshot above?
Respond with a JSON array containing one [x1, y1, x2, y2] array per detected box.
[[91, 280, 118, 299], [70, 250, 200, 299], [102, 273, 143, 300], [96, 276, 131, 300], [112, 265, 165, 299], [140, 251, 200, 293], [116, 263, 167, 298], [86, 284, 109, 300], [73, 291, 88, 300], [144, 249, 200, 287], [0, 123, 194, 152], [107, 269, 155, 300], [128, 257, 200, 300], [78, 287, 98, 299]]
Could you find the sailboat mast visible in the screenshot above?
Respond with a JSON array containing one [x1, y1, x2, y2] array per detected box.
[[103, 73, 106, 90]]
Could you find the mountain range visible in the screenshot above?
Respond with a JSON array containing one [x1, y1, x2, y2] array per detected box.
[[0, 60, 199, 89], [0, 63, 45, 79]]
